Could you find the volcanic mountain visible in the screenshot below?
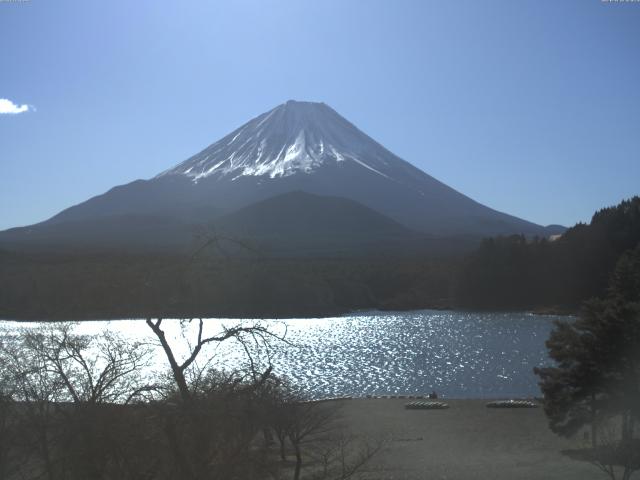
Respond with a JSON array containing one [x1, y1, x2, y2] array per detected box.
[[0, 100, 563, 254]]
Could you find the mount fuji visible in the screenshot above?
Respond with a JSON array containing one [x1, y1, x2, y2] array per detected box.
[[0, 100, 563, 254]]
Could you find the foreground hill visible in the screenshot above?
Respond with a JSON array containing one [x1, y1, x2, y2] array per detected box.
[[212, 191, 441, 256]]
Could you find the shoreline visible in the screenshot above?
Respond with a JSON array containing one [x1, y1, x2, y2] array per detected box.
[[311, 395, 543, 402], [0, 306, 576, 323]]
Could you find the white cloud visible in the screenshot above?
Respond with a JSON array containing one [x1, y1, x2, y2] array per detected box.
[[0, 98, 31, 114]]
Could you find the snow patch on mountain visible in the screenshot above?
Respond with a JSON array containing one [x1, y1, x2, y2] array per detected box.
[[157, 100, 397, 182]]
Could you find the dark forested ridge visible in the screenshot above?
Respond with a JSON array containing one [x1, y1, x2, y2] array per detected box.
[[454, 196, 640, 311], [0, 249, 456, 320], [1, 197, 637, 320]]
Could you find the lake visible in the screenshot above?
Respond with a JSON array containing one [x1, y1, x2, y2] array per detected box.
[[0, 310, 561, 399]]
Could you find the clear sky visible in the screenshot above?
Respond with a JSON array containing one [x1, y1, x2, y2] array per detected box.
[[1, 0, 639, 230]]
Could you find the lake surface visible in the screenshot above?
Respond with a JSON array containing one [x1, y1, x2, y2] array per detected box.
[[0, 310, 561, 399]]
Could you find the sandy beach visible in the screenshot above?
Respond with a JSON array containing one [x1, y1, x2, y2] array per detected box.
[[337, 398, 602, 480]]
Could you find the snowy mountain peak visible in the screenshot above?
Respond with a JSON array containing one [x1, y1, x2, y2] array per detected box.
[[157, 100, 398, 181], [11, 101, 555, 242]]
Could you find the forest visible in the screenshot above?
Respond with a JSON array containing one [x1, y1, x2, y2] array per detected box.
[[0, 251, 456, 320], [455, 196, 640, 311], [1, 197, 638, 320]]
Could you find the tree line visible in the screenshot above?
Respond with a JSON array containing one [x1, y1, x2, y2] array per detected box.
[[0, 252, 456, 320], [455, 197, 640, 311]]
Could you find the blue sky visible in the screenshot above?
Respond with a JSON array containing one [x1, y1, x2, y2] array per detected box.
[[1, 0, 639, 230]]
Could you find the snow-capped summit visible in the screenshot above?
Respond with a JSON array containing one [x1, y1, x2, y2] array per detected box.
[[158, 100, 396, 181]]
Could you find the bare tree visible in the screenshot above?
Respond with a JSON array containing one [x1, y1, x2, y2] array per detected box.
[[144, 317, 287, 479], [0, 320, 381, 480], [0, 325, 157, 480], [264, 379, 383, 480], [310, 432, 385, 480], [146, 317, 280, 402], [0, 328, 68, 480], [20, 324, 154, 405], [0, 348, 26, 480]]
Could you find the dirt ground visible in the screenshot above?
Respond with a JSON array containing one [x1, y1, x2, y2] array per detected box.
[[336, 398, 604, 480]]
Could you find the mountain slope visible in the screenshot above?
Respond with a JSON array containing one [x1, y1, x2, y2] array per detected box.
[[0, 100, 563, 253], [0, 214, 194, 252]]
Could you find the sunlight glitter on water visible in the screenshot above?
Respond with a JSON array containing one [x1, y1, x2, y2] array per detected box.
[[0, 310, 560, 399]]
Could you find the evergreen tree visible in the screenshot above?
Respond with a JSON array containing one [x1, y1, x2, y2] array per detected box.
[[456, 196, 640, 310], [535, 246, 640, 478]]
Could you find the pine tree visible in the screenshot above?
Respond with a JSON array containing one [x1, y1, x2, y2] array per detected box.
[[535, 245, 640, 478]]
